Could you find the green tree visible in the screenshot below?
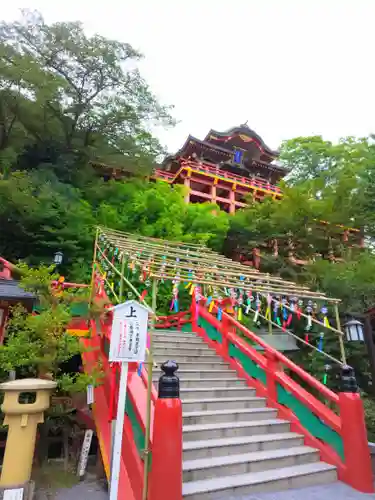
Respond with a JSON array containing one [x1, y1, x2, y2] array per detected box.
[[95, 180, 229, 248], [0, 169, 95, 269], [281, 136, 375, 187], [0, 10, 175, 179], [0, 263, 100, 392]]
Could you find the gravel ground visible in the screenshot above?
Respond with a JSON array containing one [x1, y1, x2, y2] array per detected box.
[[53, 481, 108, 500], [36, 478, 108, 500]]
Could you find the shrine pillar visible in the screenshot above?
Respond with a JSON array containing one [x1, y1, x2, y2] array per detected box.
[[184, 176, 191, 204], [229, 187, 236, 214], [211, 178, 218, 203]]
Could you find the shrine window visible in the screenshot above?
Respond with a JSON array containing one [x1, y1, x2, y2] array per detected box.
[[233, 148, 244, 165]]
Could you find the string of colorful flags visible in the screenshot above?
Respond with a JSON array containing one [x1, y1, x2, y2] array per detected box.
[[94, 227, 345, 385]]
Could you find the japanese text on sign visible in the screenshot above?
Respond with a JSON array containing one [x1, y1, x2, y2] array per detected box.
[[109, 301, 148, 363]]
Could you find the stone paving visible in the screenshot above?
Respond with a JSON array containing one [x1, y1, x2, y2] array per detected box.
[[222, 482, 375, 500], [39, 480, 375, 500]]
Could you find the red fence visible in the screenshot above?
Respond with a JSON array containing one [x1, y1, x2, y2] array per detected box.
[[190, 299, 373, 493]]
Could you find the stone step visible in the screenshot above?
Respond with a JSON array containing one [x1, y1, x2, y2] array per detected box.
[[180, 386, 256, 400], [183, 407, 275, 426], [183, 419, 290, 441], [153, 339, 207, 348], [182, 432, 305, 460], [154, 330, 196, 338], [183, 446, 319, 482], [153, 347, 213, 357], [154, 377, 248, 389], [176, 369, 238, 379], [182, 461, 337, 499], [154, 352, 220, 363], [181, 396, 264, 411], [158, 361, 229, 370]]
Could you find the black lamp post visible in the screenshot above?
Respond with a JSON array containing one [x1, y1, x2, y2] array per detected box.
[[345, 313, 375, 396], [53, 251, 63, 266], [343, 318, 365, 342]]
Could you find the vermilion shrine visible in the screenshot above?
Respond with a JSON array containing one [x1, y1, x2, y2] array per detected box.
[[154, 124, 285, 211]]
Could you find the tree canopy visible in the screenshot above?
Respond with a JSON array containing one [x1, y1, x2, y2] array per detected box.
[[0, 10, 174, 180]]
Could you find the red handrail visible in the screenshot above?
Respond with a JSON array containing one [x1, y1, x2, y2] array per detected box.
[[196, 304, 341, 437], [51, 280, 89, 289], [155, 310, 191, 330], [193, 301, 374, 493], [224, 310, 339, 404]]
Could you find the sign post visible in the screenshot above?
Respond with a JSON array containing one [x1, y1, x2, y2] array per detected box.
[[108, 300, 149, 500], [77, 429, 94, 479]]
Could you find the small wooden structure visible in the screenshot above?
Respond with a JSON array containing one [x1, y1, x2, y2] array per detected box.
[[0, 257, 35, 343]]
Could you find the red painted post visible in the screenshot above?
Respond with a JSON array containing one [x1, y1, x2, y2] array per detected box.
[[265, 350, 280, 403], [190, 297, 198, 330], [220, 313, 229, 357], [148, 361, 183, 500], [339, 366, 374, 493]]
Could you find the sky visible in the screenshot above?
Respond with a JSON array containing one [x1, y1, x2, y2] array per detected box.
[[2, 1, 375, 154]]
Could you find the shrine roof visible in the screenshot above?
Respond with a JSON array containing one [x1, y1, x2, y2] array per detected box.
[[205, 124, 279, 158], [171, 135, 288, 174], [0, 279, 35, 301]]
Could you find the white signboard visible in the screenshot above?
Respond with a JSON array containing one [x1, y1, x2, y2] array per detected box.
[[86, 384, 94, 405], [108, 300, 149, 500], [77, 429, 94, 478], [4, 489, 23, 500], [109, 301, 148, 363]]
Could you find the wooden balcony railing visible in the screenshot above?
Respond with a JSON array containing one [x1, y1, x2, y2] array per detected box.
[[153, 159, 282, 195]]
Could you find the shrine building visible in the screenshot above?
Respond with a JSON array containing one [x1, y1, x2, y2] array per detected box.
[[153, 123, 288, 213]]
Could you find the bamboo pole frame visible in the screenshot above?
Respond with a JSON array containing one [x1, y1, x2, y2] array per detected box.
[[95, 233, 346, 359], [334, 303, 347, 364], [89, 227, 100, 305], [254, 307, 343, 366], [97, 249, 344, 367], [95, 238, 345, 354], [97, 249, 332, 301], [98, 228, 339, 302], [142, 278, 158, 500]]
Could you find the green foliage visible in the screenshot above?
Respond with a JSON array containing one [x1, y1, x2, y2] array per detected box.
[[0, 264, 99, 392], [304, 253, 375, 312], [0, 10, 174, 174], [0, 11, 230, 284], [0, 170, 95, 271], [362, 396, 375, 442]]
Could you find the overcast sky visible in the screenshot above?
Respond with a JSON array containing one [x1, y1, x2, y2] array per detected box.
[[2, 1, 375, 153]]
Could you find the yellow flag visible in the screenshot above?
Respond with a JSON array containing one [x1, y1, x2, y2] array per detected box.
[[265, 306, 271, 320]]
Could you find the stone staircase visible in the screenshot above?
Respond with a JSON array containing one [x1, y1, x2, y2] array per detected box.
[[152, 329, 337, 500]]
